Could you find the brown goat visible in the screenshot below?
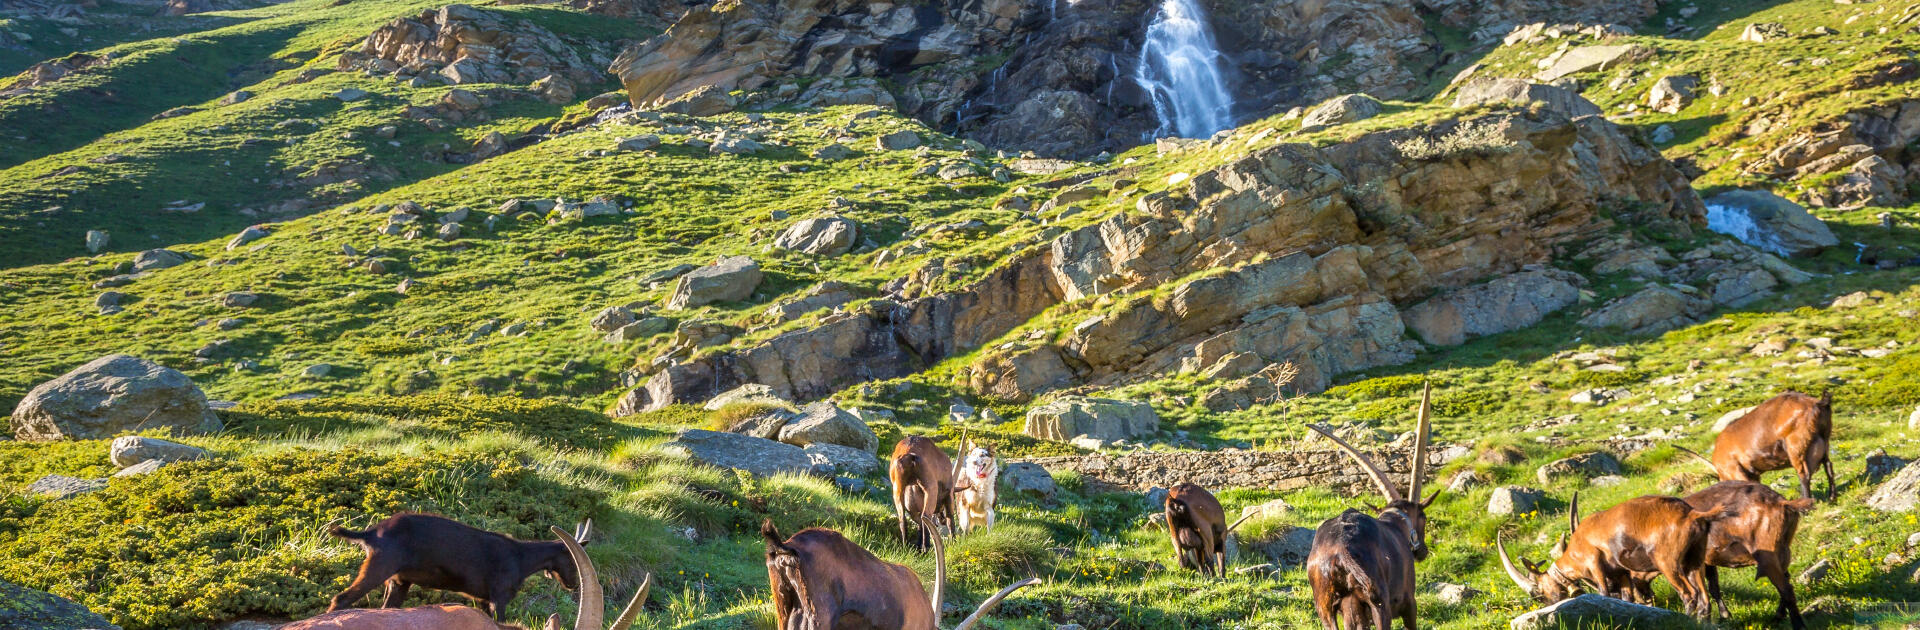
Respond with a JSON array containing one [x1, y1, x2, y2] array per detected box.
[[1165, 483, 1228, 578], [1305, 383, 1439, 630], [327, 513, 587, 619], [1499, 494, 1734, 618], [289, 525, 648, 630], [1691, 391, 1836, 500], [762, 516, 1040, 630], [890, 435, 958, 550], [1626, 481, 1816, 629]]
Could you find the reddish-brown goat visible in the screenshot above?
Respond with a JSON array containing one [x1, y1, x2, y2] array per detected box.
[[890, 435, 958, 550], [292, 525, 648, 630], [1305, 383, 1439, 630], [1500, 495, 1734, 618], [1165, 483, 1228, 578], [327, 513, 585, 619], [1626, 481, 1817, 629], [1695, 391, 1836, 500], [762, 516, 1039, 630]]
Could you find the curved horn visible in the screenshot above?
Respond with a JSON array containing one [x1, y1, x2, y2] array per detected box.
[[1408, 383, 1432, 503], [609, 572, 650, 630], [921, 514, 945, 625], [953, 577, 1043, 630], [1568, 492, 1580, 534], [1223, 511, 1259, 537], [1307, 424, 1402, 503], [1496, 536, 1538, 592], [550, 525, 604, 630]]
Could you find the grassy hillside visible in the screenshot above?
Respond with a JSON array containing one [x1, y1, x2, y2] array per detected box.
[[1, 0, 1918, 628]]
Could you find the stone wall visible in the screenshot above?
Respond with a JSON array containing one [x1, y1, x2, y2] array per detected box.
[[1013, 446, 1466, 497]]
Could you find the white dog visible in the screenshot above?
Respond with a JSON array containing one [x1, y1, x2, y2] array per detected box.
[[953, 443, 998, 533]]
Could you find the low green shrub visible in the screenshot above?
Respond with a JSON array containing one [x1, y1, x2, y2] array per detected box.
[[222, 395, 644, 450], [1325, 374, 1425, 402]]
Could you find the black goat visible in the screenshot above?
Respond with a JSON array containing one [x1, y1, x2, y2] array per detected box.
[[327, 513, 587, 619]]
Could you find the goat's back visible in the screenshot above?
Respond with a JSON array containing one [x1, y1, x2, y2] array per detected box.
[[1307, 509, 1409, 604], [1575, 496, 1713, 571], [1684, 481, 1806, 564], [343, 513, 561, 594], [281, 604, 503, 630], [780, 527, 933, 628], [890, 436, 953, 515], [1165, 483, 1225, 544]]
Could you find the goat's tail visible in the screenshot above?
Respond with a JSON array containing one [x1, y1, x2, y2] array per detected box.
[[328, 525, 371, 540], [1672, 445, 1715, 469], [1784, 497, 1817, 514], [1690, 504, 1739, 524]]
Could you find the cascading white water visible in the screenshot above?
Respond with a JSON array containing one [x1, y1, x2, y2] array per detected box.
[[1134, 0, 1235, 139]]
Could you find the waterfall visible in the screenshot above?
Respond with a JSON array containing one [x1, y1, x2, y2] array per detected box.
[[1134, 0, 1235, 139]]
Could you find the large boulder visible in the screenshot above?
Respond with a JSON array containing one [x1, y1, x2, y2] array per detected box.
[[131, 249, 185, 272], [589, 305, 635, 332], [1703, 190, 1839, 258], [1300, 94, 1382, 130], [0, 579, 120, 630], [1001, 462, 1057, 501], [1869, 459, 1920, 512], [773, 217, 858, 256], [1023, 397, 1159, 443], [1576, 285, 1713, 335], [1510, 594, 1684, 630], [660, 429, 812, 478], [1645, 75, 1698, 114], [666, 256, 763, 309], [1451, 78, 1601, 118], [12, 355, 223, 441], [777, 402, 878, 452], [1402, 269, 1582, 346], [108, 435, 207, 468]]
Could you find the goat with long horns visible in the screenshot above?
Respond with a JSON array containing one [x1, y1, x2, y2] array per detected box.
[[763, 515, 1040, 629], [1304, 383, 1440, 630]]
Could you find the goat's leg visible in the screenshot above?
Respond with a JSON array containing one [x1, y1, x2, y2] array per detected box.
[[1702, 566, 1724, 620], [892, 480, 909, 547], [327, 553, 401, 611], [1755, 550, 1806, 630], [378, 579, 411, 608], [1312, 591, 1338, 630], [1822, 451, 1836, 501], [1370, 600, 1392, 630]]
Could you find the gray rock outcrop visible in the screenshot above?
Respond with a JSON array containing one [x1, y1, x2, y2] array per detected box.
[[666, 256, 762, 310], [774, 217, 858, 256], [1703, 190, 1839, 258], [1402, 269, 1581, 346], [1023, 397, 1159, 443], [777, 402, 878, 452], [108, 436, 207, 468], [660, 429, 812, 478]]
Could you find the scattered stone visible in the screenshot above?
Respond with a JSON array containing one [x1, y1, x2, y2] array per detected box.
[[1869, 460, 1920, 511], [617, 134, 661, 152], [11, 354, 222, 440], [812, 144, 853, 160], [1534, 44, 1653, 82], [1798, 558, 1831, 584], [589, 305, 635, 332], [225, 225, 268, 250], [1245, 525, 1318, 569], [1488, 486, 1546, 515], [84, 229, 109, 254], [702, 384, 791, 411], [1537, 451, 1623, 484], [131, 249, 185, 272], [1002, 462, 1058, 500], [660, 429, 812, 478], [113, 459, 169, 477], [1436, 582, 1481, 605], [802, 442, 881, 476], [1577, 285, 1712, 335], [333, 87, 370, 102], [221, 292, 259, 308], [108, 435, 207, 468], [1450, 78, 1602, 117], [1448, 470, 1488, 493], [1300, 93, 1381, 130], [302, 363, 333, 379], [877, 130, 920, 151], [27, 474, 105, 499], [1646, 75, 1698, 114], [666, 256, 763, 309], [607, 316, 674, 343], [1741, 22, 1788, 43], [774, 216, 858, 256], [777, 401, 878, 452], [725, 408, 796, 440]]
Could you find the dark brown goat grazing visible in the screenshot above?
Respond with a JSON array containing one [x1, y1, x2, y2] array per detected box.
[[1305, 383, 1439, 630], [1690, 391, 1836, 500], [762, 516, 1040, 630], [1499, 494, 1734, 618], [327, 513, 587, 620], [1626, 481, 1817, 629], [1165, 483, 1228, 578], [890, 435, 958, 550], [293, 525, 649, 630]]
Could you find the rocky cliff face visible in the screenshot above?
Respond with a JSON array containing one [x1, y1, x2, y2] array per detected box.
[[608, 0, 1672, 157], [615, 106, 1704, 413]]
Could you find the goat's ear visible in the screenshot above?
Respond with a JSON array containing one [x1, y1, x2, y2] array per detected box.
[[1361, 501, 1381, 513], [573, 519, 593, 546], [544, 613, 562, 630], [1420, 489, 1441, 508], [760, 519, 785, 550], [1819, 390, 1833, 406]]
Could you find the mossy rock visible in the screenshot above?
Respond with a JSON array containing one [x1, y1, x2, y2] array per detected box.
[[0, 579, 119, 630]]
